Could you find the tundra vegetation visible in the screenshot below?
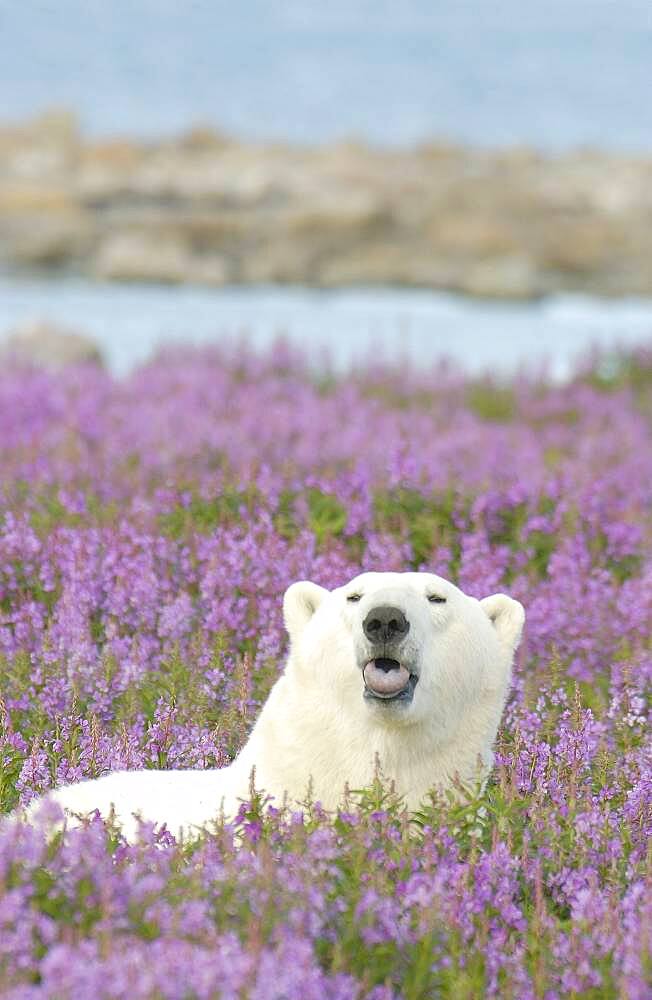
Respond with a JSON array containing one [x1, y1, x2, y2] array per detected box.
[[0, 343, 650, 998]]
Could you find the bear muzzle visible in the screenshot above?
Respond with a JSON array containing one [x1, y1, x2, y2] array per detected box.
[[362, 606, 410, 643], [362, 658, 418, 703]]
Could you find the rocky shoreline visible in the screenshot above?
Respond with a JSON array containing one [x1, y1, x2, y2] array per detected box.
[[2, 111, 652, 300]]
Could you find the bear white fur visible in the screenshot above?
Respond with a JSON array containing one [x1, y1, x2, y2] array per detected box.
[[18, 572, 524, 841]]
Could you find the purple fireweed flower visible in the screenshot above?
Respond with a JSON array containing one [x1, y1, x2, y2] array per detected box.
[[0, 343, 650, 997]]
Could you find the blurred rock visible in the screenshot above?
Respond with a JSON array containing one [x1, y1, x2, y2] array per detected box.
[[458, 254, 546, 300], [2, 323, 104, 369], [94, 232, 191, 283], [2, 110, 652, 298], [6, 211, 93, 267]]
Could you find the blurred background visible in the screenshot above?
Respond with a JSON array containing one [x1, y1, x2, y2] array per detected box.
[[1, 0, 652, 376]]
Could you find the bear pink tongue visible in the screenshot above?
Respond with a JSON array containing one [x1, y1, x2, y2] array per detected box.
[[363, 660, 411, 696]]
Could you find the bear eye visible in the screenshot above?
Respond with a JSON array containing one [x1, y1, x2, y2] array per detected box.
[[427, 594, 447, 604], [346, 593, 362, 603]]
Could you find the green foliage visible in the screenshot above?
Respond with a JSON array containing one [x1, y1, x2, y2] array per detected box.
[[158, 489, 256, 537], [583, 350, 652, 395], [27, 490, 119, 536], [114, 643, 229, 739], [275, 488, 348, 545], [374, 487, 462, 567], [466, 381, 516, 422], [485, 498, 557, 581], [306, 488, 347, 544], [273, 488, 298, 539], [0, 744, 23, 812]]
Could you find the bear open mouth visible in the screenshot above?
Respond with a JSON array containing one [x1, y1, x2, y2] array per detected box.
[[363, 658, 418, 703]]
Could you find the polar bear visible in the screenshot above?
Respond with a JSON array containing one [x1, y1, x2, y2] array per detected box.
[[18, 572, 524, 841]]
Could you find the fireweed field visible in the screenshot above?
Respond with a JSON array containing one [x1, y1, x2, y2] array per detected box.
[[0, 344, 650, 999]]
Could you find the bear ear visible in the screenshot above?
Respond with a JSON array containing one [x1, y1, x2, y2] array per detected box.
[[480, 594, 525, 656], [283, 581, 329, 639]]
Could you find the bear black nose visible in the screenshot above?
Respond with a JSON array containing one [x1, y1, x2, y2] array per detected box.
[[363, 606, 410, 643]]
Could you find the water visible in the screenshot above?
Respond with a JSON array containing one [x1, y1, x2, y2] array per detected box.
[[1, 1, 651, 151], [2, 3, 651, 371], [2, 277, 651, 379]]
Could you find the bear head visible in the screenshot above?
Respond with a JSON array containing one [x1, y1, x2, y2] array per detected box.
[[283, 571, 525, 744]]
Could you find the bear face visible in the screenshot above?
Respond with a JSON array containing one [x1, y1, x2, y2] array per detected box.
[[283, 571, 525, 745]]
